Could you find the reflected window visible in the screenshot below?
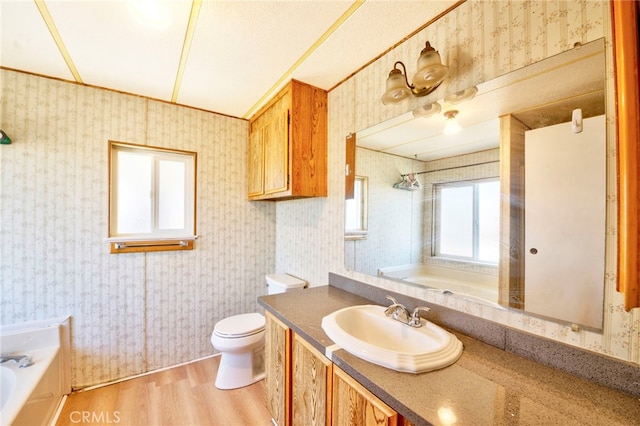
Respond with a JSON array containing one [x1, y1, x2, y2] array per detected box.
[[345, 176, 368, 240], [434, 179, 499, 263]]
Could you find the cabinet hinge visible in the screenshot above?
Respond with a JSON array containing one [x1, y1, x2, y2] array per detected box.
[[287, 174, 290, 184]]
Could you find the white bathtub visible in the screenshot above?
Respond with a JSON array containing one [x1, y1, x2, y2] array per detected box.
[[379, 264, 504, 309], [0, 317, 71, 426]]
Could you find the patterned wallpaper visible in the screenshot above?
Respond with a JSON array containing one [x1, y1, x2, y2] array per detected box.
[[1, 1, 637, 391], [276, 0, 639, 365], [344, 147, 425, 276], [0, 71, 276, 387]]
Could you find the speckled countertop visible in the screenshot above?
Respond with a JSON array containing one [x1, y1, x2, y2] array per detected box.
[[258, 285, 640, 426]]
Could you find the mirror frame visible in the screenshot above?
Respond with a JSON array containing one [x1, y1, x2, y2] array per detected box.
[[611, 0, 640, 311]]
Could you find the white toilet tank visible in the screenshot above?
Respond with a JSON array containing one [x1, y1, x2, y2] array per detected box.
[[266, 273, 306, 295]]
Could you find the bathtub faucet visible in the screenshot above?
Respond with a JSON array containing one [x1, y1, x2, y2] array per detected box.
[[0, 354, 34, 368], [384, 296, 431, 328]]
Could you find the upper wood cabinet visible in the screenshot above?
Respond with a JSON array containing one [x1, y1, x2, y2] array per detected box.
[[248, 80, 328, 201]]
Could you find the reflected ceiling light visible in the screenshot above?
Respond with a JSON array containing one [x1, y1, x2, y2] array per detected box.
[[444, 86, 478, 104], [443, 110, 461, 135], [412, 101, 441, 118], [381, 41, 449, 105]]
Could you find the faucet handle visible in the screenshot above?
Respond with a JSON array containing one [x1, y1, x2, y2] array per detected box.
[[409, 306, 431, 327]]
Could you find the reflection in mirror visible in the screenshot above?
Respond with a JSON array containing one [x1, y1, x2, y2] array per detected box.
[[345, 176, 368, 240], [345, 38, 607, 329]]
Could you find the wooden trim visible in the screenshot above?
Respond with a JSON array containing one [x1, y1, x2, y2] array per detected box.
[[345, 133, 356, 199], [498, 114, 528, 309], [611, 0, 640, 311], [110, 239, 194, 254]]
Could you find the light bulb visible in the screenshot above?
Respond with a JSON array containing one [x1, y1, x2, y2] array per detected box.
[[443, 110, 461, 135]]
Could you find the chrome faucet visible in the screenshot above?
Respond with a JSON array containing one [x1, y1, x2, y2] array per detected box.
[[0, 354, 34, 368], [384, 296, 431, 328]]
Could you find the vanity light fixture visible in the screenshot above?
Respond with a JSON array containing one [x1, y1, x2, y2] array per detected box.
[[381, 41, 449, 105], [412, 101, 441, 118], [443, 110, 461, 135], [0, 130, 11, 145], [444, 86, 478, 104]]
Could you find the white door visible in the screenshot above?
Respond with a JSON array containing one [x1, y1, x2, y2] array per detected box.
[[524, 115, 606, 329]]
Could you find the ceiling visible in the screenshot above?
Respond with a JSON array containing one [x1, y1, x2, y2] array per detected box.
[[0, 0, 459, 119]]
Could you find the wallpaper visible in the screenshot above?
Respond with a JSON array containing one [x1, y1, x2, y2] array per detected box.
[[0, 1, 637, 391], [276, 0, 639, 365], [0, 71, 276, 387]]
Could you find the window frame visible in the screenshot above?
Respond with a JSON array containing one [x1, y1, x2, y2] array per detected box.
[[432, 177, 499, 264], [107, 141, 197, 253], [345, 175, 369, 240]]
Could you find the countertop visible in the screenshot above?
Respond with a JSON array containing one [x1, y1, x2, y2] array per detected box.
[[258, 285, 640, 426]]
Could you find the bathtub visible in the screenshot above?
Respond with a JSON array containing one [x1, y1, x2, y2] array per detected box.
[[0, 317, 71, 426], [378, 264, 504, 309]]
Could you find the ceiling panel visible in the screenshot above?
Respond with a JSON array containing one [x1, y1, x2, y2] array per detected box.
[[178, 0, 354, 116], [0, 0, 458, 119], [0, 1, 74, 80], [46, 0, 192, 101], [293, 1, 458, 91]]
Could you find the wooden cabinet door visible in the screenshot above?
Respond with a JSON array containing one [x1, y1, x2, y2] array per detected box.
[[332, 367, 398, 426], [265, 312, 291, 426], [247, 124, 264, 197], [264, 107, 290, 195], [292, 333, 332, 426]]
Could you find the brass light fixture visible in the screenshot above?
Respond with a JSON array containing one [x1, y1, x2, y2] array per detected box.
[[381, 41, 449, 105]]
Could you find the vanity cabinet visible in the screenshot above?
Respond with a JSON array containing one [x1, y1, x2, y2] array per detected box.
[[265, 312, 291, 426], [248, 79, 328, 201], [292, 333, 332, 425], [265, 312, 410, 426], [332, 366, 400, 426]]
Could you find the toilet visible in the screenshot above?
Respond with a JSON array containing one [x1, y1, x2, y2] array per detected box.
[[211, 273, 306, 389]]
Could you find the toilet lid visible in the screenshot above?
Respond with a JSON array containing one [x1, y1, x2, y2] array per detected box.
[[214, 313, 265, 338]]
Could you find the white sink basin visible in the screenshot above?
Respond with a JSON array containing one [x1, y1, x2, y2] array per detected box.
[[321, 305, 463, 373]]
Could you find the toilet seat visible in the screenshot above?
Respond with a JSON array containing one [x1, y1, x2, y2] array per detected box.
[[214, 313, 265, 338]]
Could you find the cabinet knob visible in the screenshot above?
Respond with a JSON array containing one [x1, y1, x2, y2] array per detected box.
[[530, 248, 538, 255]]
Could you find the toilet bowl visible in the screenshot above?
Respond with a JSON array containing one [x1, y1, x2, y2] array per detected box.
[[211, 273, 306, 390], [211, 312, 266, 390]]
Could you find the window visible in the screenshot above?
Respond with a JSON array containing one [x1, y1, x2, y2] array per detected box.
[[433, 179, 499, 263], [345, 176, 368, 240], [108, 141, 197, 253]]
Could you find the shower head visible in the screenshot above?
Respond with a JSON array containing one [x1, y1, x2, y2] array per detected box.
[[393, 174, 421, 191]]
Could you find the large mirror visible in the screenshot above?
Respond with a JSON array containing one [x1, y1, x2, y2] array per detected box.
[[344, 38, 607, 330]]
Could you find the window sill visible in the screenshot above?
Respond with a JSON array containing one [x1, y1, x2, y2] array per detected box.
[[106, 236, 197, 254], [345, 231, 368, 241]]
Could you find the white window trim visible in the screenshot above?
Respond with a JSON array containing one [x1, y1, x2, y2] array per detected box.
[[432, 177, 499, 265]]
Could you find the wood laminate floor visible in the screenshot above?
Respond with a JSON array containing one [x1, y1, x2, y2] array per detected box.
[[55, 356, 273, 426]]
